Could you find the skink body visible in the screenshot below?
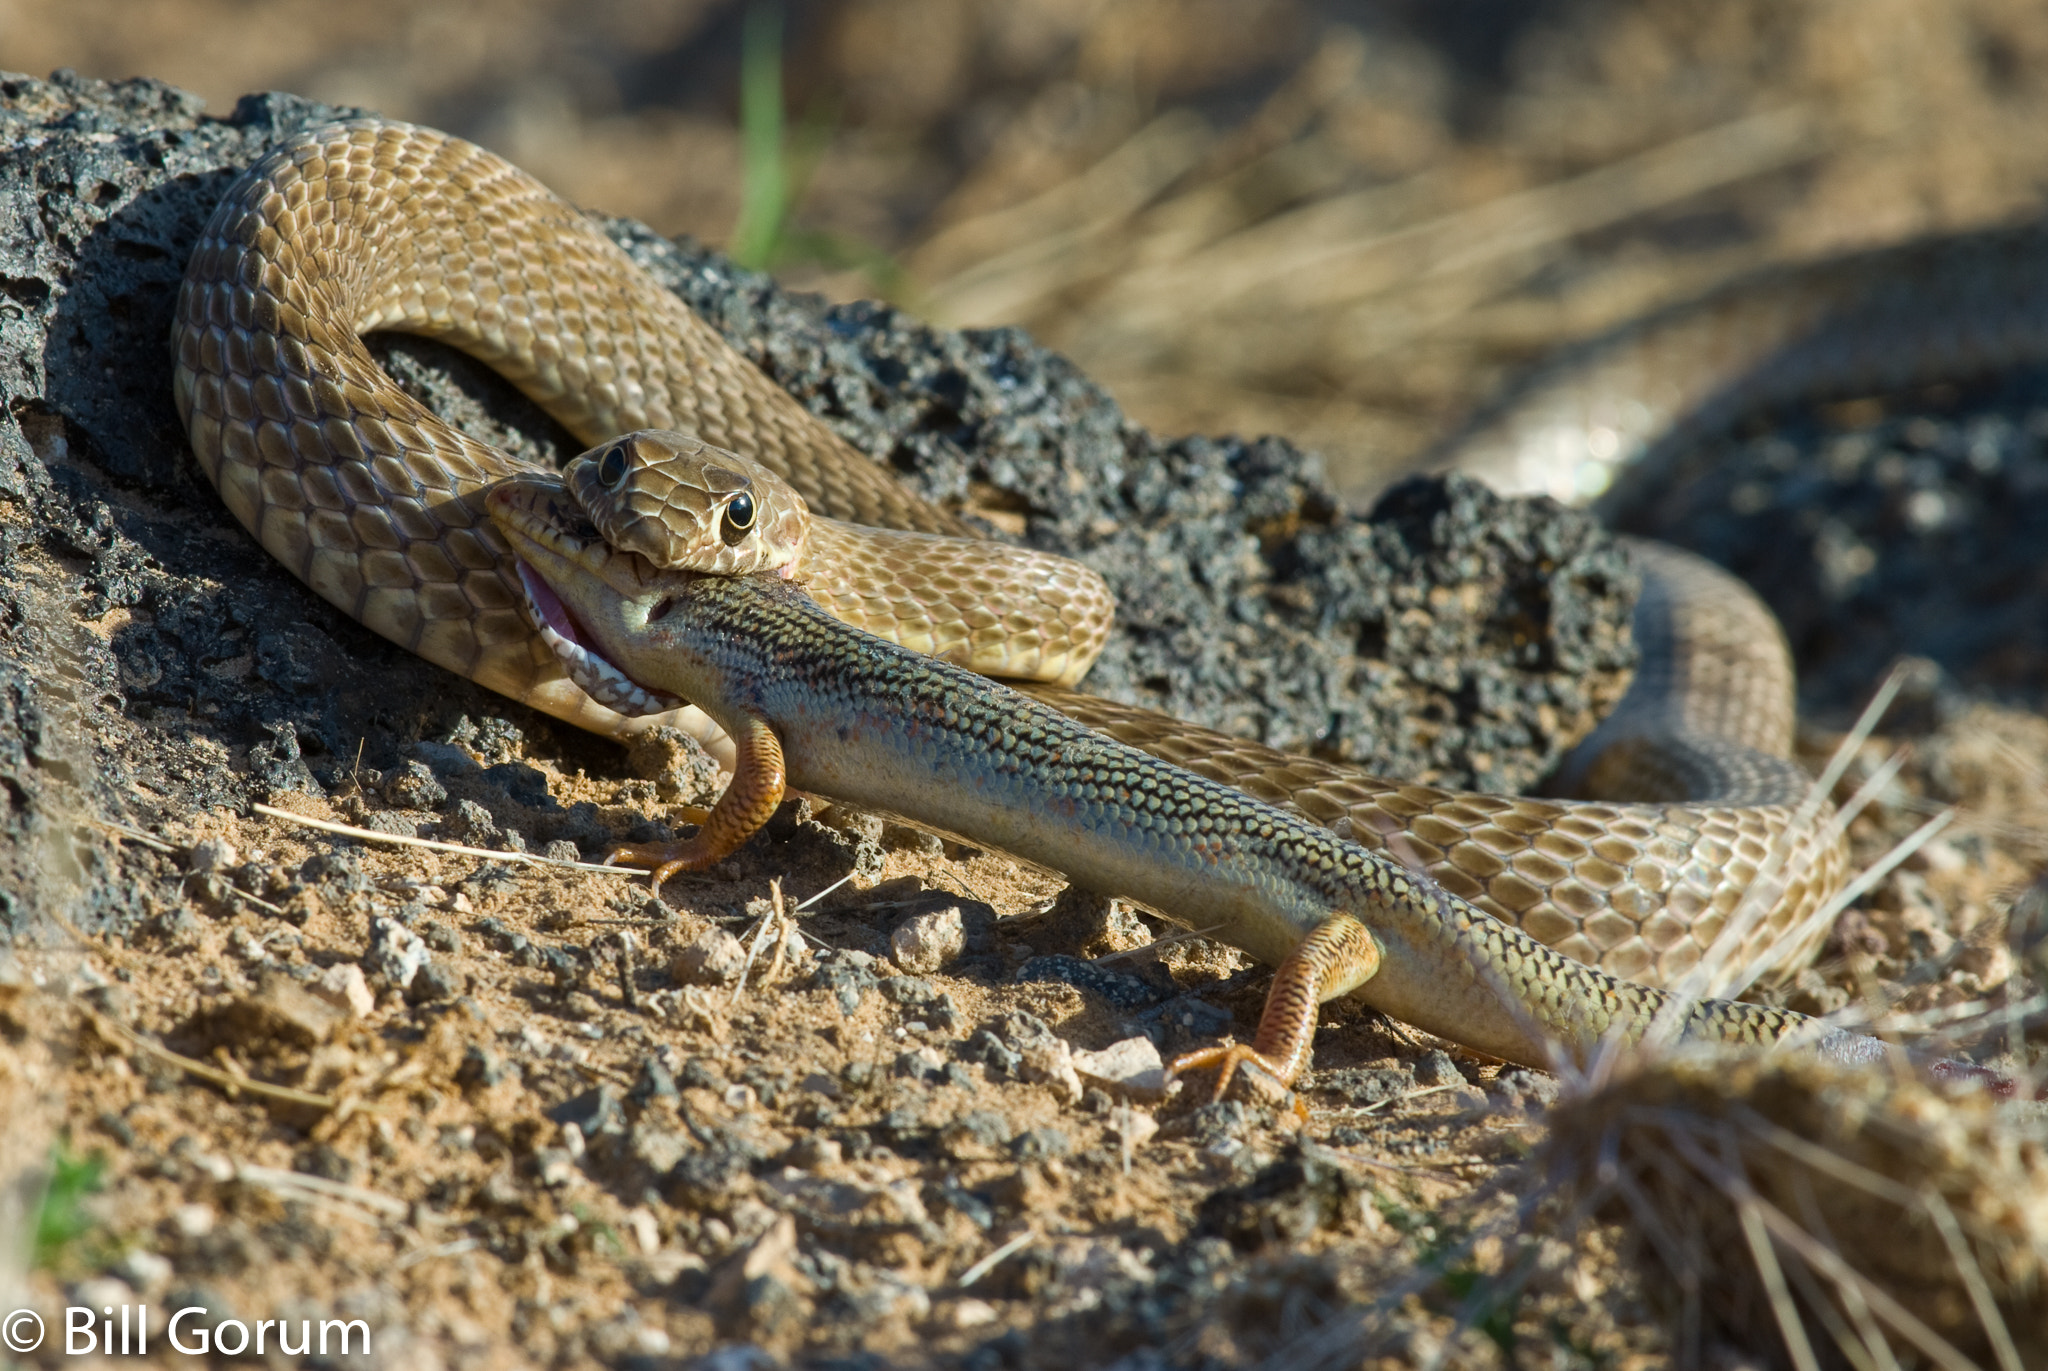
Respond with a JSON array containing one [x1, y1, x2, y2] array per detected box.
[[491, 479, 1870, 1077]]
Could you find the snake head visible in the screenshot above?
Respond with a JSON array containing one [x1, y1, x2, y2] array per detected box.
[[565, 429, 811, 579]]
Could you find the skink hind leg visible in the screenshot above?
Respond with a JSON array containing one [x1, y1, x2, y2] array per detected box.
[[1171, 913, 1382, 1101], [608, 713, 786, 886]]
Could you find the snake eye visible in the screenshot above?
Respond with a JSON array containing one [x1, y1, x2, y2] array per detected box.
[[596, 443, 629, 490], [720, 492, 756, 546]]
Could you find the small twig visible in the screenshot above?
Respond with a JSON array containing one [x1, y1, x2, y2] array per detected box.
[[958, 1229, 1037, 1288], [87, 1009, 337, 1111], [572, 1059, 637, 1089], [997, 896, 1063, 926], [1360, 1081, 1461, 1114], [1314, 1146, 1489, 1178], [1866, 990, 2047, 1037], [223, 883, 289, 918], [101, 816, 294, 917], [231, 1159, 410, 1219], [607, 932, 640, 1011], [395, 1237, 480, 1271], [93, 817, 179, 855], [252, 802, 634, 875], [731, 879, 787, 1006], [793, 871, 858, 911], [674, 1095, 717, 1146], [1091, 923, 1225, 965]]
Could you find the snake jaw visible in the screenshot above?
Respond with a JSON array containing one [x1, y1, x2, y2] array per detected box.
[[485, 476, 687, 718], [511, 561, 682, 717]]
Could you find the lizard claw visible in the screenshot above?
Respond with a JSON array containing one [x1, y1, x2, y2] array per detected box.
[[1170, 1041, 1296, 1104], [604, 838, 710, 887]]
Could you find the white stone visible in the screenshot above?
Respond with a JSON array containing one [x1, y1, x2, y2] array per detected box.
[[185, 836, 238, 874], [1116, 1107, 1160, 1151], [890, 905, 965, 973], [671, 928, 747, 986], [948, 1297, 999, 1329], [311, 963, 376, 1019], [112, 1249, 173, 1296], [624, 1207, 661, 1254], [69, 1276, 134, 1311], [1018, 1037, 1084, 1104], [1070, 1036, 1171, 1100], [169, 1203, 215, 1238]]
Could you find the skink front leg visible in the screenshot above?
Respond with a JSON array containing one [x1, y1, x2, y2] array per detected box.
[[1171, 913, 1383, 1100], [607, 711, 787, 886]]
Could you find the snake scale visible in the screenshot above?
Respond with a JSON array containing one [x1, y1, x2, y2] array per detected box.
[[173, 119, 1876, 1072]]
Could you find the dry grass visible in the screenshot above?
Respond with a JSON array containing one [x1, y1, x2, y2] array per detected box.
[[1538, 1049, 2048, 1371], [897, 0, 2048, 493], [1521, 692, 2048, 1371], [14, 1, 2048, 491]]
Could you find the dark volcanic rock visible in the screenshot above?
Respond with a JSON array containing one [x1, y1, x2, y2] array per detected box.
[[0, 69, 1635, 937], [1605, 373, 2048, 720]]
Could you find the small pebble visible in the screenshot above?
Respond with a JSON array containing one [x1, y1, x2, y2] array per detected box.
[[786, 1136, 842, 1169], [184, 836, 238, 874], [307, 963, 374, 1019], [890, 905, 964, 973], [1071, 1036, 1171, 1101], [670, 928, 746, 986], [112, 1249, 173, 1297], [169, 1204, 215, 1239], [363, 917, 430, 990]]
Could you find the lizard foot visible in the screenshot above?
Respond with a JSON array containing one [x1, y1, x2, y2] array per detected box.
[[1170, 1041, 1298, 1103]]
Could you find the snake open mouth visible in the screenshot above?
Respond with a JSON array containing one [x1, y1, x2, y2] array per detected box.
[[513, 559, 682, 718]]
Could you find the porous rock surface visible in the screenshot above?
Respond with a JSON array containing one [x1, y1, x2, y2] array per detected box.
[[1607, 372, 2048, 721], [0, 70, 1634, 936]]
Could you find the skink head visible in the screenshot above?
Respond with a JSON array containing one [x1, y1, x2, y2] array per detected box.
[[486, 473, 704, 717]]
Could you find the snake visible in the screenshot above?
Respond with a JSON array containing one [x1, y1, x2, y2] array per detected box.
[[172, 118, 1875, 1075]]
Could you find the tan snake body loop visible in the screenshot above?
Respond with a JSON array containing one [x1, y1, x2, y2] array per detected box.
[[173, 119, 1110, 737], [173, 118, 1846, 993], [569, 432, 1114, 688]]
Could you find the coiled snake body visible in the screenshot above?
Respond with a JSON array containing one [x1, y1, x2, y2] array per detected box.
[[174, 119, 1865, 1066]]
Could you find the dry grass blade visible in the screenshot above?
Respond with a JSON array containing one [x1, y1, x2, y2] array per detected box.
[[1739, 807, 1954, 1037], [250, 801, 637, 875], [1539, 1049, 2048, 1369], [1591, 663, 1938, 1082], [1674, 663, 1915, 1005], [913, 111, 1212, 324], [85, 1008, 337, 1113], [229, 1160, 410, 1221], [1735, 1180, 1827, 1371], [1075, 105, 1823, 375], [731, 877, 790, 1004], [1923, 1193, 2026, 1371], [957, 1228, 1037, 1289]]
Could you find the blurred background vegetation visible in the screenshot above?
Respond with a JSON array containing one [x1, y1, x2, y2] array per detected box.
[[7, 0, 2048, 496]]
